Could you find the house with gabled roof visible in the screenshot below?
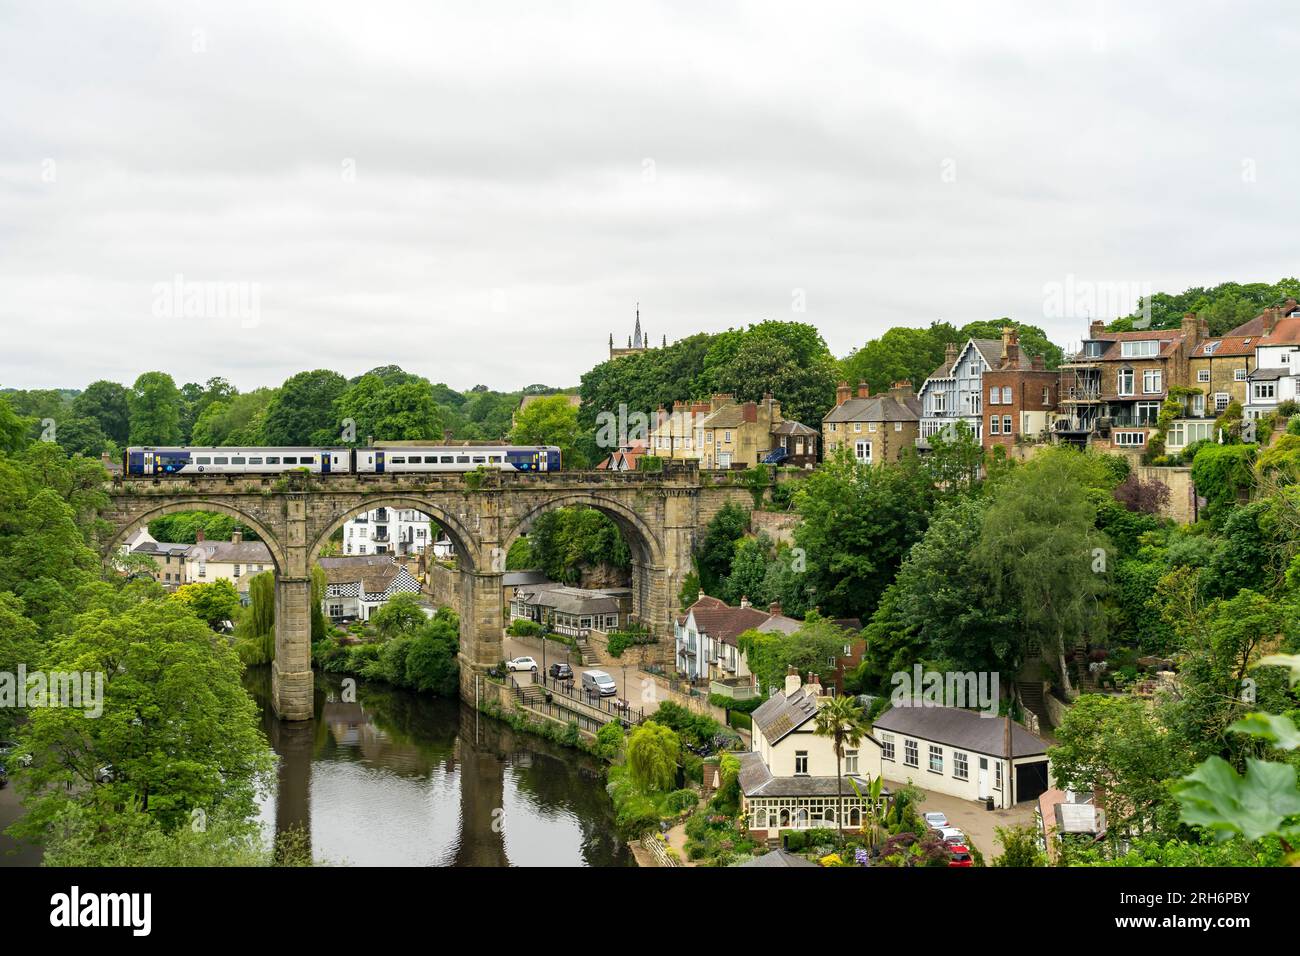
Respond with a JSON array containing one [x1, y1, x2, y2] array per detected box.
[[740, 668, 887, 841], [917, 336, 1032, 448], [319, 554, 424, 622], [822, 380, 921, 464]]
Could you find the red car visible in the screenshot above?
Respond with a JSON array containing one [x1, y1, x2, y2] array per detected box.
[[947, 844, 973, 867]]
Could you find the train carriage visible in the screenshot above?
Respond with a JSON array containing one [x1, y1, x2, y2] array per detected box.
[[124, 445, 561, 477]]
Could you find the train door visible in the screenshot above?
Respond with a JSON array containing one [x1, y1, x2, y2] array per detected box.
[[375, 450, 385, 474], [538, 449, 548, 472], [321, 452, 332, 475], [144, 451, 155, 475]]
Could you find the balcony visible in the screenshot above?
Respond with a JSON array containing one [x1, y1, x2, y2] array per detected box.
[[709, 677, 758, 701]]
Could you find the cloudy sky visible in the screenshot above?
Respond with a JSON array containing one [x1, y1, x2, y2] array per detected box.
[[2, 1, 1298, 392]]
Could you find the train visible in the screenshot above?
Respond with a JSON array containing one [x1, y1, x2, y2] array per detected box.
[[123, 445, 563, 477]]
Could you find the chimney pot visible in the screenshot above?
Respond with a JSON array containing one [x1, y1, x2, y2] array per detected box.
[[232, 529, 243, 544], [768, 601, 782, 617], [857, 381, 870, 399]]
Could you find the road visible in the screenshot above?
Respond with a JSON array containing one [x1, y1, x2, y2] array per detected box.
[[502, 633, 662, 716]]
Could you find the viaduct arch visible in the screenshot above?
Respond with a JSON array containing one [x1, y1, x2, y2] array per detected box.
[[102, 469, 753, 720]]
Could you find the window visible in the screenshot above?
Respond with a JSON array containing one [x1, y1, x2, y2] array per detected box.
[[1283, 353, 1291, 365], [928, 745, 943, 774], [854, 441, 872, 464], [794, 751, 809, 775], [328, 604, 343, 618], [894, 421, 902, 431], [1117, 368, 1134, 396], [1215, 392, 1230, 411], [989, 386, 1000, 405], [456, 456, 470, 464], [1234, 367, 1247, 381], [1142, 369, 1162, 393], [1002, 415, 1012, 434], [994, 762, 1003, 791], [1121, 340, 1159, 358], [1115, 431, 1146, 446], [1042, 386, 1050, 405], [881, 733, 895, 762], [1197, 369, 1211, 383], [231, 457, 247, 465], [1254, 382, 1276, 401], [249, 457, 263, 465], [282, 456, 297, 464], [844, 749, 859, 774], [853, 422, 861, 432], [1002, 386, 1012, 404], [932, 393, 946, 413], [953, 751, 969, 780], [265, 456, 280, 465], [829, 423, 837, 433], [868, 422, 877, 432], [990, 417, 1001, 435], [196, 456, 211, 465], [233, 564, 241, 577], [724, 431, 732, 444], [904, 739, 919, 768], [213, 456, 229, 465]]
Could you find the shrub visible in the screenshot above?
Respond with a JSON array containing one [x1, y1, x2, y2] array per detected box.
[[1189, 443, 1256, 520], [664, 789, 699, 815], [594, 721, 626, 761], [507, 618, 543, 637]]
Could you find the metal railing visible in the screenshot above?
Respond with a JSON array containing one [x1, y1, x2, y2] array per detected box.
[[532, 671, 646, 724]]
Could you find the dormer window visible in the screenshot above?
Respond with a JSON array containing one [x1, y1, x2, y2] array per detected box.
[[1120, 340, 1159, 359], [1084, 341, 1104, 358]]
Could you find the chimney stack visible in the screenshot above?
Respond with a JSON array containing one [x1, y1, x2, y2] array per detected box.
[[739, 595, 751, 609], [1031, 354, 1045, 371], [857, 381, 870, 399], [768, 601, 782, 618], [1263, 307, 1280, 336], [231, 529, 243, 544], [1001, 326, 1020, 368], [944, 342, 958, 362], [784, 665, 802, 698], [1088, 319, 1106, 339], [1181, 311, 1202, 343], [836, 381, 851, 406], [806, 672, 822, 697], [195, 528, 206, 543]]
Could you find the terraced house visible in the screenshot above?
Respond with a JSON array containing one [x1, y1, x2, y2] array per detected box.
[[1054, 312, 1205, 451], [822, 381, 920, 464], [981, 328, 1059, 450]]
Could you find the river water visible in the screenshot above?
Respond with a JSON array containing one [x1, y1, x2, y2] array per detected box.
[[246, 668, 633, 867], [1, 670, 631, 867]]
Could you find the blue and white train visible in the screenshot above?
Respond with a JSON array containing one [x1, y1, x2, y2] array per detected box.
[[124, 445, 563, 477]]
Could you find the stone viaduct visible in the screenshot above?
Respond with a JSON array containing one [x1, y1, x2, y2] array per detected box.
[[102, 467, 755, 720]]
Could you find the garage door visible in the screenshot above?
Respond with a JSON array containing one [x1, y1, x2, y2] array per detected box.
[[1015, 761, 1050, 803]]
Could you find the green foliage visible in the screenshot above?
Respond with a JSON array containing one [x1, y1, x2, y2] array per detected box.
[[171, 579, 240, 629], [509, 394, 585, 468], [260, 369, 348, 445], [335, 373, 448, 443], [148, 511, 258, 544], [738, 617, 852, 697], [526, 506, 630, 585], [992, 825, 1047, 867], [127, 372, 183, 445], [594, 720, 626, 761], [507, 617, 543, 637], [793, 449, 934, 620], [625, 722, 680, 794], [1107, 278, 1300, 337], [696, 502, 750, 597]]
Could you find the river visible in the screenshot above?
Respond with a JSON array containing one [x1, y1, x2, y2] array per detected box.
[[0, 669, 632, 867]]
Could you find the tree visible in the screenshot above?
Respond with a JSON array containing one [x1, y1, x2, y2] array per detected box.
[[171, 579, 240, 630], [0, 396, 32, 454], [509, 394, 585, 467], [1049, 695, 1186, 838], [71, 381, 131, 445], [974, 448, 1112, 693], [922, 420, 984, 496], [738, 617, 853, 695], [527, 507, 630, 586], [992, 824, 1047, 867], [701, 321, 839, 427], [722, 535, 771, 606], [625, 721, 680, 794], [793, 449, 933, 619], [695, 502, 750, 597], [0, 591, 41, 737], [9, 595, 274, 841], [127, 372, 183, 445], [260, 370, 347, 445], [373, 591, 429, 638], [813, 694, 871, 845], [191, 389, 276, 446], [334, 374, 446, 443]]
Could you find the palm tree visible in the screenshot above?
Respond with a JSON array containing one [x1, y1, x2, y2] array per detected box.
[[813, 693, 871, 845]]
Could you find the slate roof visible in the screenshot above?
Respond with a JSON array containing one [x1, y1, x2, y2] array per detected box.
[[751, 686, 820, 744], [1226, 299, 1300, 337], [737, 750, 880, 798], [699, 405, 751, 429], [1248, 367, 1290, 381], [319, 555, 422, 599], [513, 583, 629, 616], [822, 394, 921, 424], [755, 614, 803, 635], [738, 848, 819, 867], [188, 540, 273, 565], [871, 706, 1048, 759], [771, 420, 818, 436], [971, 338, 1034, 371]]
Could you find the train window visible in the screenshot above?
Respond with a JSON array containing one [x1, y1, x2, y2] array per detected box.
[[196, 457, 211, 465], [440, 456, 454, 463], [249, 457, 263, 465], [232, 457, 247, 465], [283, 457, 298, 464], [266, 457, 280, 464], [489, 455, 502, 463], [456, 456, 470, 464], [423, 456, 438, 463], [213, 457, 229, 465], [391, 457, 406, 464], [300, 457, 315, 464], [472, 456, 486, 463]]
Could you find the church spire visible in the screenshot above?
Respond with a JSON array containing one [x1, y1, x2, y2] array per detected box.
[[633, 303, 642, 349]]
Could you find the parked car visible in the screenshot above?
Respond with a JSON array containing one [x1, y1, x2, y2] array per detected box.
[[95, 764, 117, 784], [549, 662, 574, 682], [932, 826, 967, 846], [923, 811, 949, 829], [581, 669, 618, 698], [947, 844, 973, 867], [505, 656, 538, 673]]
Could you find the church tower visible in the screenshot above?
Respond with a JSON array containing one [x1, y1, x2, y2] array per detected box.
[[609, 304, 656, 360]]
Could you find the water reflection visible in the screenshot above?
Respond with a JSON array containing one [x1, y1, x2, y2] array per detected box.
[[245, 668, 632, 867]]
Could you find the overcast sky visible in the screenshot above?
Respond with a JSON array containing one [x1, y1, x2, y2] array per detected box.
[[2, 1, 1298, 393]]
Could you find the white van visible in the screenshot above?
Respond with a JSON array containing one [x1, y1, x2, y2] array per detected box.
[[581, 669, 618, 698]]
